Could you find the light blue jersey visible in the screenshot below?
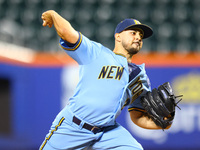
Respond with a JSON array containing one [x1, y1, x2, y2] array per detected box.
[[115, 63, 151, 119], [40, 32, 150, 150], [59, 32, 129, 126]]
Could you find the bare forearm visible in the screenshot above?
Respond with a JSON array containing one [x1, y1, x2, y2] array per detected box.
[[51, 11, 78, 42], [133, 113, 161, 129], [41, 10, 79, 43], [130, 110, 171, 129]]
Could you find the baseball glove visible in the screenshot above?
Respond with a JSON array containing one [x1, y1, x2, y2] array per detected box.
[[141, 82, 182, 129]]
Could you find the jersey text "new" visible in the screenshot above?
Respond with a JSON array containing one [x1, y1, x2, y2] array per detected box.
[[98, 66, 124, 80]]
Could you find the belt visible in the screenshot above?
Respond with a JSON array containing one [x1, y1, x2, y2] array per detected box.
[[72, 116, 103, 134]]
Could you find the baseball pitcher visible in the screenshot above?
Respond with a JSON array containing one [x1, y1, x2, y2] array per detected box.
[[40, 10, 182, 150]]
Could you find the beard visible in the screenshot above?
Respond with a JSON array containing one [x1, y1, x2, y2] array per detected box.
[[122, 41, 142, 55], [127, 47, 140, 55]]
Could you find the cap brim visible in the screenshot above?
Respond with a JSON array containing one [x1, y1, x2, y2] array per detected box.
[[125, 24, 153, 39]]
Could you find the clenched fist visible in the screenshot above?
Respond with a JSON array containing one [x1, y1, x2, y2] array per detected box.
[[41, 10, 55, 28]]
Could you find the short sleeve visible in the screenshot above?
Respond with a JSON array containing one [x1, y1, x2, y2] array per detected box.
[[59, 32, 102, 65]]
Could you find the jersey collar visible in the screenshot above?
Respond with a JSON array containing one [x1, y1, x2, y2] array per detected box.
[[114, 53, 126, 58]]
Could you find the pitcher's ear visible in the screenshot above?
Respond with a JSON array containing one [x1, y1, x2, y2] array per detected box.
[[115, 33, 121, 42]]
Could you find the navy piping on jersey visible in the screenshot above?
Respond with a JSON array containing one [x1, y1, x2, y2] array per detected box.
[[59, 32, 82, 51], [128, 107, 145, 112]]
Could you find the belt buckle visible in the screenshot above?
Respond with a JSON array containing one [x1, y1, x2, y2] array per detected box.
[[91, 126, 101, 134]]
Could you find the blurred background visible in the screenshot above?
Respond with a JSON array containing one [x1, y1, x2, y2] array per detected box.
[[0, 0, 200, 150], [1, 0, 200, 52]]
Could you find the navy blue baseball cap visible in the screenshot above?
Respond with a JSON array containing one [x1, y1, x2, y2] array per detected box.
[[114, 19, 153, 39]]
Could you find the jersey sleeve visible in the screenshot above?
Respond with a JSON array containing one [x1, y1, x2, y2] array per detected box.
[[59, 32, 102, 65], [125, 64, 151, 112]]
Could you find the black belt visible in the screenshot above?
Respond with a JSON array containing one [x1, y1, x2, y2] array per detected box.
[[72, 116, 103, 134]]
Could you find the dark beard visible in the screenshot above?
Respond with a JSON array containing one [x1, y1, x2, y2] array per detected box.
[[122, 41, 141, 56], [127, 48, 140, 56]]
